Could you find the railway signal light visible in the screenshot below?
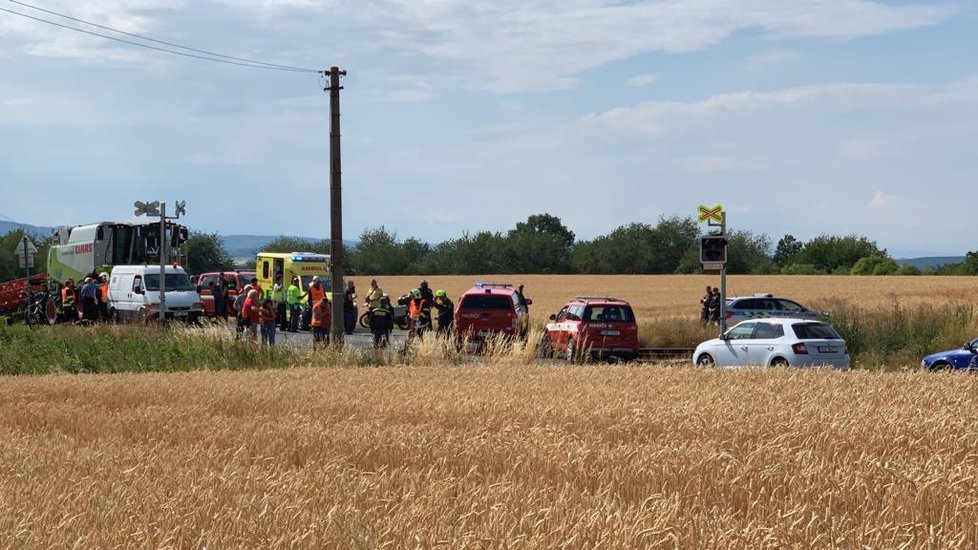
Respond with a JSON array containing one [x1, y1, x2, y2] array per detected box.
[[700, 235, 728, 264]]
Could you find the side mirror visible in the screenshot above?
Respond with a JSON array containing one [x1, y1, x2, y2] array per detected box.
[[196, 285, 202, 294], [719, 333, 729, 341], [548, 314, 556, 321], [965, 342, 975, 351], [526, 298, 533, 305]]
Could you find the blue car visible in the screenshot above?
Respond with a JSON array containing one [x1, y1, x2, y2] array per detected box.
[[920, 338, 978, 371]]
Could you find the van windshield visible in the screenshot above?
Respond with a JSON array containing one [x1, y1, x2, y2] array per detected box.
[[144, 273, 195, 292]]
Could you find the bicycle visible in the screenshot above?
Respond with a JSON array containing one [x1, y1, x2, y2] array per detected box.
[[24, 289, 57, 328]]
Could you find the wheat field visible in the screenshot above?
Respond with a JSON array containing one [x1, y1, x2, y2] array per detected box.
[[2, 364, 978, 548], [354, 274, 978, 323]]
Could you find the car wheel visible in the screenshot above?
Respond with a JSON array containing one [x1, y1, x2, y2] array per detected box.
[[537, 333, 553, 359], [696, 353, 715, 368], [931, 361, 951, 372], [566, 337, 578, 363], [770, 357, 790, 368]]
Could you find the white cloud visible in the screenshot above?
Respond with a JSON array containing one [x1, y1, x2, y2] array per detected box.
[[626, 73, 657, 87], [746, 50, 802, 70], [583, 81, 978, 137], [868, 191, 896, 210], [1, 0, 953, 94]]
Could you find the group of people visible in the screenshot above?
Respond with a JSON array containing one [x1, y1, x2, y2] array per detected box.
[[699, 285, 722, 325], [58, 273, 109, 323], [220, 274, 456, 350]]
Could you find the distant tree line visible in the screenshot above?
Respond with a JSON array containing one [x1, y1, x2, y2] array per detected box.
[[2, 215, 977, 278]]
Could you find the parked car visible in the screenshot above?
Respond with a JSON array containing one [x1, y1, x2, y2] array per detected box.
[[195, 270, 256, 317], [541, 296, 639, 362], [920, 338, 978, 371], [108, 265, 203, 323], [454, 282, 529, 341], [725, 294, 819, 324], [693, 318, 850, 369]]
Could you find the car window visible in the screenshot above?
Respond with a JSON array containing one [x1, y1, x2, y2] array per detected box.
[[726, 322, 757, 340], [583, 305, 635, 322], [752, 323, 785, 339], [144, 273, 195, 292], [792, 322, 841, 339], [132, 275, 142, 292], [461, 294, 513, 310], [777, 299, 805, 312], [759, 299, 780, 311], [198, 275, 218, 289], [732, 299, 758, 310], [554, 306, 569, 321]]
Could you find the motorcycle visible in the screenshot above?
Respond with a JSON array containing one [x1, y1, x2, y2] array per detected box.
[[358, 296, 410, 330]]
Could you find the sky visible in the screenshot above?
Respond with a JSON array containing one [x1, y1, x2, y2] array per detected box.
[[1, 0, 976, 258]]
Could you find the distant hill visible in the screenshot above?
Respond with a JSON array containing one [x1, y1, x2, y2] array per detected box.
[[221, 235, 356, 259], [896, 256, 966, 270], [0, 221, 56, 237]]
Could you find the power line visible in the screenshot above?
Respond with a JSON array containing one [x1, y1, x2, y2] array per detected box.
[[9, 0, 318, 73], [0, 4, 319, 73]]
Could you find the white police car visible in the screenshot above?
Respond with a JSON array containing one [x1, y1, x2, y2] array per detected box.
[[724, 293, 819, 324]]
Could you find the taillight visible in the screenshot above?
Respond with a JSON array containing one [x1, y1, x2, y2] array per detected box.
[[725, 311, 733, 318], [844, 345, 850, 356], [511, 313, 519, 330], [792, 343, 809, 355]]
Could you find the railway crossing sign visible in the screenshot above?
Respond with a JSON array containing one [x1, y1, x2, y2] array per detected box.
[[134, 200, 161, 217], [697, 204, 724, 224]]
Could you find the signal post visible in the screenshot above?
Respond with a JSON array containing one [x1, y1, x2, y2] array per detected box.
[[697, 204, 728, 332]]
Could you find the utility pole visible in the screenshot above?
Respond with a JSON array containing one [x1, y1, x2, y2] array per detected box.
[[325, 66, 347, 346], [159, 201, 167, 321]]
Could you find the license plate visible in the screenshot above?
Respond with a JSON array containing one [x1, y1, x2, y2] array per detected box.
[[818, 346, 837, 353], [601, 330, 620, 336]]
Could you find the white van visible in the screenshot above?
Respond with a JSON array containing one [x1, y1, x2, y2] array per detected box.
[[108, 265, 204, 323]]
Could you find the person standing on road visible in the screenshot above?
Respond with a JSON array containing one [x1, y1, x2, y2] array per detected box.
[[311, 296, 331, 349], [287, 276, 305, 333], [60, 279, 77, 322], [241, 289, 261, 343], [271, 273, 287, 330], [434, 290, 454, 335], [234, 284, 253, 338], [344, 280, 357, 335], [80, 276, 98, 322], [259, 297, 277, 346], [98, 272, 110, 321], [418, 280, 434, 330], [214, 276, 229, 320], [369, 295, 394, 348], [516, 284, 532, 315], [406, 288, 429, 341], [366, 279, 384, 309]]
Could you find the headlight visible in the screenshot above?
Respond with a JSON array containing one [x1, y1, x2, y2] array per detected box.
[[192, 302, 204, 311]]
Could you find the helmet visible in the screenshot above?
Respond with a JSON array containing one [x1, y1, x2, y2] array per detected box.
[[435, 289, 447, 298], [99, 272, 109, 281], [312, 276, 321, 282], [411, 289, 421, 299]]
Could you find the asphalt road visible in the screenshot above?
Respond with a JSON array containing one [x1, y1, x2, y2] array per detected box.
[[251, 325, 410, 352]]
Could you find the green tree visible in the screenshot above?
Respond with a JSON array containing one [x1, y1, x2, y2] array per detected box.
[[184, 232, 234, 274], [791, 234, 884, 273], [505, 213, 576, 273], [724, 230, 774, 274], [773, 234, 804, 266], [262, 236, 330, 255], [0, 229, 54, 282], [351, 227, 407, 275]]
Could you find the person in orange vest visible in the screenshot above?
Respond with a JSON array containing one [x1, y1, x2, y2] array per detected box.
[[310, 295, 331, 349], [60, 279, 77, 323], [98, 272, 110, 321], [406, 288, 429, 341]]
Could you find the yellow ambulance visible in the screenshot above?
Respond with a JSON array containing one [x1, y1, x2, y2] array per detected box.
[[255, 251, 332, 298]]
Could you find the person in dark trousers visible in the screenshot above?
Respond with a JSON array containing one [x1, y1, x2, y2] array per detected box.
[[214, 276, 229, 320], [343, 280, 357, 335], [700, 285, 713, 324], [80, 276, 99, 322], [369, 295, 394, 348], [418, 280, 434, 330], [434, 289, 454, 335], [708, 287, 722, 325], [272, 273, 288, 330]]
